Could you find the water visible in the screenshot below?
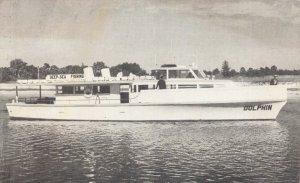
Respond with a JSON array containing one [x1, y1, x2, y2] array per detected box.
[[0, 91, 300, 182]]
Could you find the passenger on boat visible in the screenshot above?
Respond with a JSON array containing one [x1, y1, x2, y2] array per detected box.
[[156, 75, 166, 89], [270, 75, 278, 85]]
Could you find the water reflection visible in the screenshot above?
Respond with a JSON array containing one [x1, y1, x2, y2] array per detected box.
[[1, 119, 295, 182]]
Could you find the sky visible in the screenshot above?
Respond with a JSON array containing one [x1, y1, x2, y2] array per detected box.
[[0, 0, 300, 71]]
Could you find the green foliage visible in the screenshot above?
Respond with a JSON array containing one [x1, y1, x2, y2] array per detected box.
[[271, 65, 277, 74], [207, 62, 300, 78], [93, 61, 107, 76], [10, 59, 27, 78], [20, 65, 38, 79], [229, 69, 237, 76], [240, 67, 246, 75], [212, 68, 220, 75], [110, 62, 146, 76], [0, 67, 16, 82], [60, 65, 84, 74], [0, 60, 149, 82], [221, 60, 230, 78], [1, 59, 300, 82], [49, 65, 60, 74]]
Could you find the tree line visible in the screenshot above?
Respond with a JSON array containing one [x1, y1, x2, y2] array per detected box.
[[0, 59, 299, 82], [204, 60, 300, 78], [0, 59, 146, 82]]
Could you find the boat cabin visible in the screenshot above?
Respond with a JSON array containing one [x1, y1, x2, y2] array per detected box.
[[13, 65, 235, 105]]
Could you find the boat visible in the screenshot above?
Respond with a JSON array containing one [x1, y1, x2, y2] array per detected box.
[[6, 64, 287, 121]]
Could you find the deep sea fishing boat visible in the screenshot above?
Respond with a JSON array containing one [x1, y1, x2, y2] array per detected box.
[[6, 64, 287, 121]]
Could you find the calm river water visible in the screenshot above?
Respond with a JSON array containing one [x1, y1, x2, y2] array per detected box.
[[0, 91, 299, 183]]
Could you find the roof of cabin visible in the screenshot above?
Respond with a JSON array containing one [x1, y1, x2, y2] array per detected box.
[[151, 64, 200, 70]]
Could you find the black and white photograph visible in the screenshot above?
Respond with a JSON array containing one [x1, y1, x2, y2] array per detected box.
[[0, 0, 300, 182]]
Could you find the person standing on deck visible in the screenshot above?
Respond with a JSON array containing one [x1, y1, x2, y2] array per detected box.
[[156, 75, 166, 89], [270, 75, 279, 85]]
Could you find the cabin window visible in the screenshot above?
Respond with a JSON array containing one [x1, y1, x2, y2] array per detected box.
[[57, 85, 74, 94], [57, 86, 62, 94], [75, 85, 85, 94], [151, 70, 167, 79], [168, 70, 194, 79], [93, 86, 100, 93], [93, 85, 110, 94], [168, 70, 177, 78], [133, 85, 137, 92], [199, 84, 214, 88], [178, 84, 197, 89], [120, 85, 130, 92], [101, 85, 110, 93], [138, 85, 148, 92], [167, 84, 176, 89]]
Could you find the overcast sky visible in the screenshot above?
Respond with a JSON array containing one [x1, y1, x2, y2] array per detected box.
[[0, 0, 300, 70]]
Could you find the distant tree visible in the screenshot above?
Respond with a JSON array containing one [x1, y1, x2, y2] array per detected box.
[[259, 67, 265, 76], [0, 68, 2, 82], [49, 65, 60, 74], [110, 62, 147, 76], [10, 59, 27, 78], [240, 67, 246, 76], [271, 65, 277, 75], [229, 69, 237, 77], [264, 67, 271, 75], [0, 67, 16, 82], [20, 65, 38, 79], [203, 70, 212, 76], [38, 63, 51, 79], [212, 68, 220, 75], [92, 61, 107, 76], [278, 69, 285, 75], [221, 60, 230, 78], [61, 65, 83, 74], [247, 67, 254, 77], [43, 63, 50, 70]]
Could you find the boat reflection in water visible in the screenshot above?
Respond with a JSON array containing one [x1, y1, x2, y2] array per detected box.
[[6, 64, 287, 121]]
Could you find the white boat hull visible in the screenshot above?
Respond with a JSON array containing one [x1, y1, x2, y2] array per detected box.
[[6, 101, 286, 121]]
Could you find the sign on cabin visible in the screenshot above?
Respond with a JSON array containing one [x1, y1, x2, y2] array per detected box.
[[46, 74, 84, 81]]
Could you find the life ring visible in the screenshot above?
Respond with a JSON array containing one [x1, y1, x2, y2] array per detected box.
[[84, 86, 93, 98]]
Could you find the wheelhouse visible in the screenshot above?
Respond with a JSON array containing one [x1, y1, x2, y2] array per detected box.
[[150, 64, 206, 80]]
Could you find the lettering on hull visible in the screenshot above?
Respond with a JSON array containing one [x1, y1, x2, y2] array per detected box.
[[244, 105, 272, 111]]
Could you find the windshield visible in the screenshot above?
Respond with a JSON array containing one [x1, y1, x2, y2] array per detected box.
[[168, 70, 195, 79], [151, 70, 167, 79]]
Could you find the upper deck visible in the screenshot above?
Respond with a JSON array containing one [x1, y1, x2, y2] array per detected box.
[[14, 64, 236, 89], [11, 64, 238, 105]]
